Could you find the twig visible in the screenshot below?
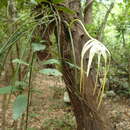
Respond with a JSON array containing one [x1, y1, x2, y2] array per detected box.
[[97, 2, 114, 41]]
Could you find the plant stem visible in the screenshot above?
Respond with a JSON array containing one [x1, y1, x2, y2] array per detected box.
[[25, 53, 34, 130], [97, 2, 114, 41], [1, 95, 7, 130]]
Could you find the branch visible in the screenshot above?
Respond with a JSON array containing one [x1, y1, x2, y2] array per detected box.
[[84, 0, 93, 24], [97, 2, 114, 41]]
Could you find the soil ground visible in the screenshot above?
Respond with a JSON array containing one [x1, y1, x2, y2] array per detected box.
[[0, 74, 130, 130]]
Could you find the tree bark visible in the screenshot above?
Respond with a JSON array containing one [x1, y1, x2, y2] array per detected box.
[[128, 59, 130, 88], [68, 0, 82, 19]]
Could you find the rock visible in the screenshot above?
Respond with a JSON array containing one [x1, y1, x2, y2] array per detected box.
[[64, 91, 70, 103], [106, 90, 116, 97]]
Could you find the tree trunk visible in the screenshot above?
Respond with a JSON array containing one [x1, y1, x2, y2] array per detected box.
[[128, 59, 130, 88], [59, 1, 112, 130], [84, 0, 93, 24], [34, 1, 112, 129], [59, 16, 111, 129]]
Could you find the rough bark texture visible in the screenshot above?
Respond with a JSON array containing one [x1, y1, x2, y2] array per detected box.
[[68, 0, 82, 19], [128, 60, 130, 88]]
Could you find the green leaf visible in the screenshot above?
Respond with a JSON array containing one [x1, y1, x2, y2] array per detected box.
[[52, 0, 65, 4], [39, 68, 62, 76], [43, 59, 60, 65], [13, 95, 28, 120], [0, 0, 7, 7], [65, 61, 80, 70], [40, 40, 47, 43], [57, 6, 75, 14], [32, 43, 46, 52], [0, 86, 19, 94], [36, 0, 49, 3], [12, 59, 29, 66], [0, 30, 25, 56], [30, 0, 38, 5]]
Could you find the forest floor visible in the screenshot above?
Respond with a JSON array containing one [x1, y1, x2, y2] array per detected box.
[[0, 74, 130, 130]]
